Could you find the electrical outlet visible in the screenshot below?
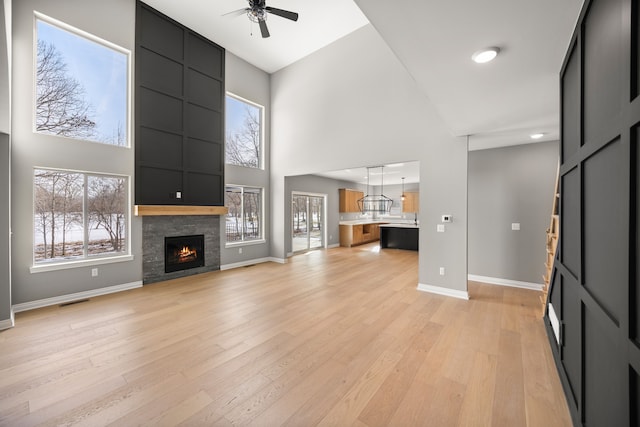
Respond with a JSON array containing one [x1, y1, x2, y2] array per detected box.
[[439, 267, 445, 276], [511, 223, 520, 231], [91, 268, 98, 277], [437, 224, 445, 232]]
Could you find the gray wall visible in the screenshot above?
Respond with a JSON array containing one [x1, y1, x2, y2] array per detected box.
[[1, 0, 11, 327], [0, 133, 10, 327], [0, 0, 9, 134], [221, 52, 272, 267], [11, 0, 141, 304], [271, 25, 468, 295], [468, 141, 558, 284]]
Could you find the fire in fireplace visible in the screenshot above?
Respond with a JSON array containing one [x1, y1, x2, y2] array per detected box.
[[165, 234, 205, 273]]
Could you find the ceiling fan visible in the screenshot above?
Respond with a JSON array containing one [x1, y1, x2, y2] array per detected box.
[[224, 0, 299, 38]]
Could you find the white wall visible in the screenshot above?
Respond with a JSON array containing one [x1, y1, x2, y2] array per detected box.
[[11, 0, 141, 304], [271, 25, 468, 295]]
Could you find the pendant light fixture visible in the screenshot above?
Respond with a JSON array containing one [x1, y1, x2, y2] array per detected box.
[[401, 177, 406, 201], [357, 166, 393, 213]]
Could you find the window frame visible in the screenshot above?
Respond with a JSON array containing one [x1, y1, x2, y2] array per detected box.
[[224, 92, 264, 170], [224, 184, 265, 247], [33, 12, 132, 148], [30, 167, 132, 273]]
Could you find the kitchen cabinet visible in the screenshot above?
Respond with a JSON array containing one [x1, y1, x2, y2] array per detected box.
[[339, 222, 386, 247], [339, 188, 364, 213], [402, 191, 419, 213]]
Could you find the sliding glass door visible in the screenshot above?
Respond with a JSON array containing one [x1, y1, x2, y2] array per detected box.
[[292, 193, 325, 253]]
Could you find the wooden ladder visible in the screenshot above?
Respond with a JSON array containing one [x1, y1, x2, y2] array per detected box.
[[541, 163, 559, 316]]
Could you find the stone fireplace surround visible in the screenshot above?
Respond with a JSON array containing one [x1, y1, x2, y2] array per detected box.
[[141, 215, 221, 284]]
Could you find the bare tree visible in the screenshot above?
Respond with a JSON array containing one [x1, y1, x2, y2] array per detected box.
[[87, 176, 126, 252], [34, 170, 82, 260], [226, 105, 260, 167], [36, 40, 97, 139]]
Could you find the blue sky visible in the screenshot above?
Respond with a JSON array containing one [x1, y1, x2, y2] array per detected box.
[[226, 95, 260, 136], [37, 19, 128, 145]]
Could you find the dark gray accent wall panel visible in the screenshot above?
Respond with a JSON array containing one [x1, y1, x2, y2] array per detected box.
[[635, 125, 640, 343], [548, 0, 636, 425], [584, 304, 626, 426], [137, 48, 183, 96], [137, 7, 183, 60], [135, 1, 224, 206], [583, 0, 624, 146], [632, 368, 640, 426], [561, 275, 581, 407], [583, 138, 625, 323], [562, 45, 581, 161], [561, 167, 580, 278]]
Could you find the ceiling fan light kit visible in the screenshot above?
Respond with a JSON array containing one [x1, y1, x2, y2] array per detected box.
[[225, 0, 299, 38]]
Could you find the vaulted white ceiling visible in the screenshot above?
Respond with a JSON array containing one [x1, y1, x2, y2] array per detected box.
[[144, 0, 584, 153]]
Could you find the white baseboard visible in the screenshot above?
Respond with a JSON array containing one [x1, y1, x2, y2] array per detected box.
[[220, 257, 286, 271], [417, 283, 469, 300], [468, 274, 543, 291], [12, 281, 143, 313], [327, 243, 340, 249], [0, 310, 14, 330]]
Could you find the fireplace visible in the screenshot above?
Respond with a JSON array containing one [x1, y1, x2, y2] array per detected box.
[[165, 234, 205, 273]]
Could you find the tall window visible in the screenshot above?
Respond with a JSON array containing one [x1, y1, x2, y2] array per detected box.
[[34, 169, 128, 264], [225, 94, 263, 168], [35, 15, 129, 146], [225, 186, 263, 243]]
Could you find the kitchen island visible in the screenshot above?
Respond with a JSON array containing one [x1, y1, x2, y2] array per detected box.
[[379, 223, 419, 251]]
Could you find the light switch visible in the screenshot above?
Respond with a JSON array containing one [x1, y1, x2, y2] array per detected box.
[[437, 224, 445, 232], [511, 223, 520, 231], [441, 215, 452, 223], [176, 191, 182, 199]]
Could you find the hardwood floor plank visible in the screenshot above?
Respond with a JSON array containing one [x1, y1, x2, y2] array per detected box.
[[492, 329, 527, 426], [0, 244, 571, 426], [316, 350, 403, 426], [357, 321, 444, 426], [456, 351, 498, 426]]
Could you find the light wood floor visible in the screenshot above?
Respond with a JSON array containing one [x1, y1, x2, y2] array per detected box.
[[0, 244, 571, 426]]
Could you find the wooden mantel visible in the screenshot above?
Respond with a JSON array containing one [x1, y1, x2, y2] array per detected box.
[[134, 205, 228, 216]]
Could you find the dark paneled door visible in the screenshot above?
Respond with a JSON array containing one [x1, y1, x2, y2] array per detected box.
[[548, 0, 640, 425]]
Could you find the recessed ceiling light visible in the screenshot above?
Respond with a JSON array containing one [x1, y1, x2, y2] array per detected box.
[[471, 47, 500, 64], [530, 133, 545, 140]]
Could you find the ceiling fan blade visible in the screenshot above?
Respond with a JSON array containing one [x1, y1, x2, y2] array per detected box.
[[258, 19, 270, 38], [223, 7, 248, 17], [265, 7, 299, 21]]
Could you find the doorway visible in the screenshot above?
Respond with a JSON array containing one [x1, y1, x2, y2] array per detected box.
[[292, 192, 326, 253]]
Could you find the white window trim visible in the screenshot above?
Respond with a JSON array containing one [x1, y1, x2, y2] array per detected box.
[[225, 92, 264, 170], [33, 11, 132, 149], [31, 167, 132, 270], [224, 184, 265, 247]]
